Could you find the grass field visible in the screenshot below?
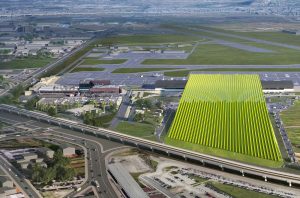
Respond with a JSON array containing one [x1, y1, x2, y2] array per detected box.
[[101, 34, 200, 45], [141, 25, 300, 65], [166, 74, 282, 166], [164, 68, 300, 77], [81, 59, 127, 65], [115, 121, 155, 138], [280, 101, 300, 153], [111, 68, 179, 73], [70, 67, 105, 73], [142, 42, 300, 65], [0, 57, 53, 69], [207, 181, 277, 198]]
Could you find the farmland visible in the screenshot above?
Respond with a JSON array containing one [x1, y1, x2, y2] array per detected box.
[[166, 74, 282, 166]]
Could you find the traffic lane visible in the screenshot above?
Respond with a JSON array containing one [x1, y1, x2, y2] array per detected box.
[[0, 112, 123, 152], [43, 131, 117, 198], [86, 140, 116, 197], [0, 113, 121, 197], [0, 156, 40, 198]]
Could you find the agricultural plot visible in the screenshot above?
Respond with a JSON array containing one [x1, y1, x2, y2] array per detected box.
[[166, 74, 282, 162]]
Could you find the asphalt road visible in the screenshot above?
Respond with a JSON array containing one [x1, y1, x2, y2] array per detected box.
[[0, 111, 126, 198], [0, 154, 41, 198]]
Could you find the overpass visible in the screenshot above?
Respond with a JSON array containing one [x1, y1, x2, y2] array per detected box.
[[1, 104, 300, 188]]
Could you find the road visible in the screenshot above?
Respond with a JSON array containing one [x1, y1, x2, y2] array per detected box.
[[1, 105, 300, 187], [0, 111, 127, 198], [0, 155, 41, 198], [0, 38, 94, 97]]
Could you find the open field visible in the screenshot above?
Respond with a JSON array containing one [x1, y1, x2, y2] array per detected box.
[[100, 34, 200, 45], [0, 57, 53, 69], [70, 67, 105, 73], [164, 68, 300, 77], [115, 121, 155, 139], [193, 25, 300, 47], [207, 181, 277, 198], [111, 68, 178, 73], [280, 101, 300, 153], [142, 43, 300, 65], [80, 59, 127, 65], [166, 74, 282, 167]]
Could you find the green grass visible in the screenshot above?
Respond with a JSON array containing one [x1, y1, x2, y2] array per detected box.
[[0, 57, 53, 69], [164, 68, 300, 77], [142, 42, 300, 65], [208, 181, 278, 198], [280, 101, 300, 153], [116, 121, 155, 138], [81, 59, 127, 65], [167, 74, 282, 166], [101, 34, 200, 45], [112, 67, 179, 73], [70, 67, 105, 73]]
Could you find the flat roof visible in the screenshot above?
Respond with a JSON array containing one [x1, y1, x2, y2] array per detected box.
[[155, 80, 187, 89], [261, 80, 294, 89], [108, 163, 149, 198]]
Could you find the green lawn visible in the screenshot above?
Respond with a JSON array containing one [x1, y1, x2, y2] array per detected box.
[[0, 57, 53, 69], [115, 121, 155, 138], [101, 34, 200, 45], [81, 59, 127, 65], [164, 68, 300, 77], [165, 137, 283, 168], [112, 68, 179, 73], [280, 101, 300, 153], [70, 67, 105, 73], [208, 181, 278, 198]]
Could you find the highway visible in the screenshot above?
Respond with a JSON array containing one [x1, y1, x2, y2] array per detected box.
[[1, 104, 300, 187], [0, 38, 94, 98], [0, 111, 126, 198], [0, 154, 41, 198]]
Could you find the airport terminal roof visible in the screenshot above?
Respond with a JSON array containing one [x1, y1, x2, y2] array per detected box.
[[108, 163, 149, 198], [155, 80, 187, 89], [261, 80, 294, 90]]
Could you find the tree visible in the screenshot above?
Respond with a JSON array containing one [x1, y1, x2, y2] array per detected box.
[[47, 106, 57, 116], [32, 164, 43, 183], [42, 167, 56, 184], [25, 96, 39, 110], [134, 113, 144, 122]]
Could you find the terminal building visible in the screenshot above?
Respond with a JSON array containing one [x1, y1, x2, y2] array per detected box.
[[150, 79, 294, 93], [261, 81, 294, 93]]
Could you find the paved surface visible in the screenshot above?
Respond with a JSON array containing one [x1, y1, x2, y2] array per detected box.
[[0, 155, 41, 198], [57, 70, 300, 87], [0, 111, 127, 198], [192, 27, 300, 51]]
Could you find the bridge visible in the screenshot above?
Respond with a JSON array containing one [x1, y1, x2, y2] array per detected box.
[[1, 104, 299, 188]]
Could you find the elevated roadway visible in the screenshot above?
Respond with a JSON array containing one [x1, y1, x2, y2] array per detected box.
[[1, 104, 300, 188]]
